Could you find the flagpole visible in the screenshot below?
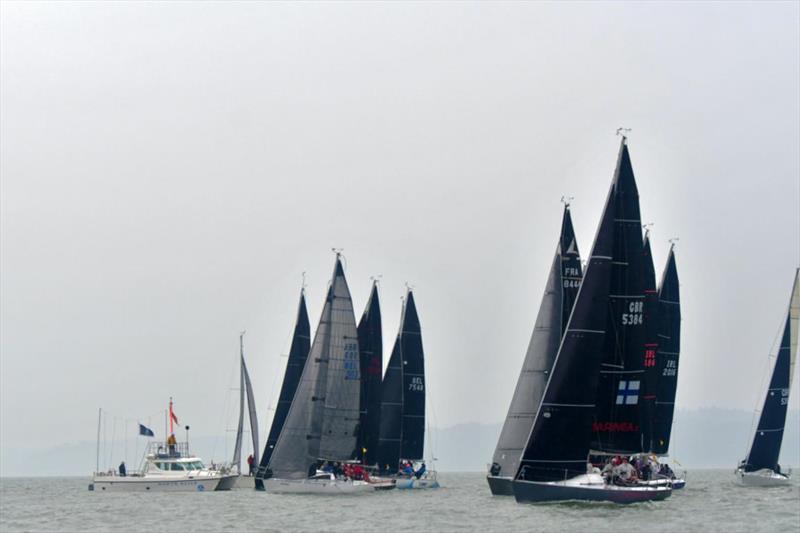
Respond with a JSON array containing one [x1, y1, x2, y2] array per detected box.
[[95, 408, 101, 474], [169, 397, 174, 435]]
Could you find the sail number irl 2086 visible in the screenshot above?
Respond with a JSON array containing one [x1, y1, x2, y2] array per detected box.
[[344, 343, 359, 380], [621, 301, 643, 326]]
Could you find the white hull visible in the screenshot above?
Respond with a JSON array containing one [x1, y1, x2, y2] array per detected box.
[[262, 477, 376, 494], [90, 473, 223, 492], [737, 469, 791, 487], [394, 476, 440, 489]]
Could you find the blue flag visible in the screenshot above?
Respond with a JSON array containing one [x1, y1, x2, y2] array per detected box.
[[139, 424, 155, 437]]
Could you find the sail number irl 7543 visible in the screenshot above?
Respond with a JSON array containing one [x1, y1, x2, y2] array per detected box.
[[409, 376, 424, 392], [621, 301, 644, 326]]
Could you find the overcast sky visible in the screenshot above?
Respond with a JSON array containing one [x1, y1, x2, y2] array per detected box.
[[1, 2, 798, 455]]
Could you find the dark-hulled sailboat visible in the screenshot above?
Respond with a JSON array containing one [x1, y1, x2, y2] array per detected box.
[[354, 281, 383, 465], [487, 204, 583, 495], [256, 256, 373, 493], [376, 289, 438, 488], [254, 289, 310, 490], [737, 269, 799, 487], [512, 137, 671, 503]]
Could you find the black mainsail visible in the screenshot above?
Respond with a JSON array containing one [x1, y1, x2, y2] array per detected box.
[[377, 290, 425, 473], [256, 290, 311, 480], [354, 281, 383, 465], [515, 157, 616, 482], [589, 139, 648, 456], [489, 204, 583, 484], [652, 244, 681, 455], [742, 269, 799, 472], [639, 231, 659, 452]]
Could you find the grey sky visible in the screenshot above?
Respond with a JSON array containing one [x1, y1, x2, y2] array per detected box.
[[1, 2, 798, 454]]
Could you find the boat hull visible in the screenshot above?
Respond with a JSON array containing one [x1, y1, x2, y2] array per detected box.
[[737, 469, 791, 487], [90, 475, 222, 492], [513, 474, 672, 504], [394, 477, 440, 490], [214, 474, 240, 491], [262, 478, 376, 494], [486, 475, 514, 496]]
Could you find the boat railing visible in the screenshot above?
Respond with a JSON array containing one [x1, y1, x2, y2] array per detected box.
[[145, 441, 190, 458]]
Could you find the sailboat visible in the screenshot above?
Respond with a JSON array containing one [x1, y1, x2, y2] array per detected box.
[[354, 280, 383, 465], [646, 242, 686, 488], [256, 255, 375, 494], [376, 289, 439, 489], [254, 288, 311, 490], [217, 332, 260, 490], [487, 203, 583, 495], [737, 269, 799, 487], [512, 137, 671, 503]]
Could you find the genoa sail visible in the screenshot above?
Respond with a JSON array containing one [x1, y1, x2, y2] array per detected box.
[[377, 290, 426, 472], [743, 269, 799, 472], [590, 139, 649, 456], [652, 244, 681, 455], [354, 282, 383, 465], [516, 154, 616, 482], [490, 204, 583, 479], [257, 291, 311, 477]]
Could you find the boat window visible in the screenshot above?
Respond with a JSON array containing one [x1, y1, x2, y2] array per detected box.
[[170, 463, 185, 471], [156, 462, 166, 470], [192, 461, 205, 470]]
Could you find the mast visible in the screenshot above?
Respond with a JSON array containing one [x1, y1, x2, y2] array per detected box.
[[257, 287, 311, 478], [96, 408, 102, 474], [490, 203, 583, 479], [354, 280, 383, 464], [516, 151, 617, 482], [653, 243, 681, 455], [590, 136, 648, 456], [743, 269, 799, 472]]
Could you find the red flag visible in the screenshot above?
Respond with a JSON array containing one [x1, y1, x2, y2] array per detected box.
[[170, 407, 179, 425]]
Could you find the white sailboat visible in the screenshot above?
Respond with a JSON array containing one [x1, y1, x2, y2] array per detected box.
[[736, 269, 799, 487]]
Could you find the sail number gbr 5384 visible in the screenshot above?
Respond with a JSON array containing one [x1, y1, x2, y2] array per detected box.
[[621, 301, 644, 326]]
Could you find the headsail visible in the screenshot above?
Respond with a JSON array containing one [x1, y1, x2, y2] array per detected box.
[[490, 205, 583, 479], [516, 156, 616, 482], [652, 244, 681, 455], [354, 281, 383, 464], [257, 291, 311, 476], [377, 290, 426, 472], [590, 139, 648, 455], [743, 269, 799, 472]]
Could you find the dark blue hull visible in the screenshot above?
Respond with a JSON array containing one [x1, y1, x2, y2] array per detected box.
[[486, 475, 514, 496], [513, 478, 672, 504]]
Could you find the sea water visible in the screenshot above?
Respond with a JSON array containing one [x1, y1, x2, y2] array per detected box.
[[1, 470, 798, 532]]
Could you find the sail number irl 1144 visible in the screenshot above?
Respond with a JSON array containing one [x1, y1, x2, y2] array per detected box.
[[621, 301, 644, 326]]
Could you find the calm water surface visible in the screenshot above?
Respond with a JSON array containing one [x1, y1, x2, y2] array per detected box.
[[1, 471, 798, 532]]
